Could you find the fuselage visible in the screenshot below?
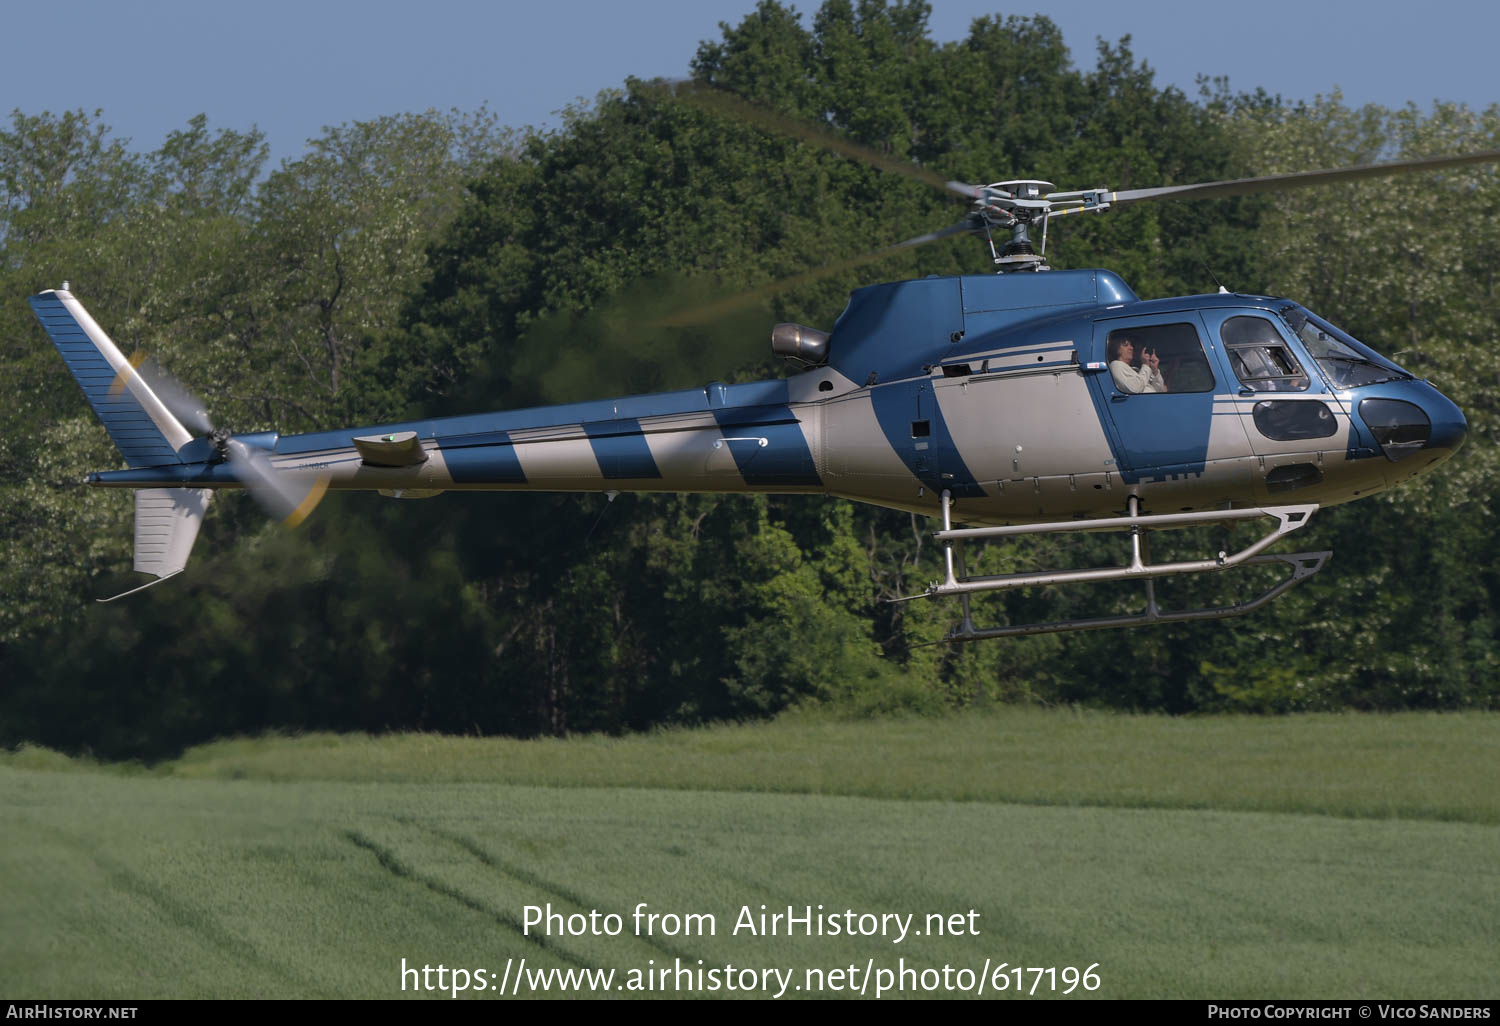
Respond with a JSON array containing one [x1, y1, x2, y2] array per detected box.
[[92, 270, 1468, 526]]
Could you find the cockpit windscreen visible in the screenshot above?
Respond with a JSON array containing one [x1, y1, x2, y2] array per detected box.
[[1279, 305, 1413, 389]]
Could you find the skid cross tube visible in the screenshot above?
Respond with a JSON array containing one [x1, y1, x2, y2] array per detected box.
[[904, 491, 1331, 640]]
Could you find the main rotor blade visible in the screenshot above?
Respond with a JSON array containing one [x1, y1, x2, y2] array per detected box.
[[945, 180, 989, 200], [225, 439, 329, 528], [658, 80, 962, 199], [652, 220, 973, 328], [1108, 149, 1500, 206]]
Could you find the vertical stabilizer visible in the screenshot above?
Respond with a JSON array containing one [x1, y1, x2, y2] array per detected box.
[[97, 488, 213, 601], [28, 288, 193, 467], [133, 488, 212, 578]]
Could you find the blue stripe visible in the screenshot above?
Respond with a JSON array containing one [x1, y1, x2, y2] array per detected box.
[[870, 381, 986, 498], [710, 406, 821, 487], [583, 420, 660, 479], [435, 430, 527, 484]]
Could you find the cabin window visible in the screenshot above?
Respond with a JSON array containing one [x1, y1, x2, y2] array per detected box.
[[1253, 400, 1337, 440], [1221, 316, 1309, 392], [1104, 323, 1214, 395]]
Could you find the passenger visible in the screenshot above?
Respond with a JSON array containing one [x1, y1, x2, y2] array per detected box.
[[1108, 337, 1165, 394]]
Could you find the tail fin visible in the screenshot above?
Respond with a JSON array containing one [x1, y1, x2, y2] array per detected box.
[[133, 488, 212, 577], [31, 287, 210, 598], [96, 488, 214, 601], [29, 287, 193, 467]]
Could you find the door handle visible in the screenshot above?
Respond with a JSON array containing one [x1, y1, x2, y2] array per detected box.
[[1111, 394, 1128, 403]]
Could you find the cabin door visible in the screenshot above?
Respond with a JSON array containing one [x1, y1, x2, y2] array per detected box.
[[1089, 313, 1247, 477]]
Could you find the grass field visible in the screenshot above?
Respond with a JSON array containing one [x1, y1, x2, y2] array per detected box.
[[3, 709, 1497, 999]]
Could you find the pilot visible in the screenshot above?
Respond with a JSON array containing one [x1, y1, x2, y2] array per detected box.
[[1108, 337, 1165, 394]]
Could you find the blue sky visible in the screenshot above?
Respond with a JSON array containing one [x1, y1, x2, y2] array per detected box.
[[3, 0, 1496, 166]]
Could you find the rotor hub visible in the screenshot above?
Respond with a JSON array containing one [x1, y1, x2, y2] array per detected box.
[[990, 179, 1055, 194]]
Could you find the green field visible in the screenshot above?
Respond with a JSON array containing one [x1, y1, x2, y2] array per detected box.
[[3, 710, 1497, 999]]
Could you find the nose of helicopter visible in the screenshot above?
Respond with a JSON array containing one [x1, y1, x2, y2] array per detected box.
[[1354, 380, 1466, 469], [1423, 389, 1468, 455]]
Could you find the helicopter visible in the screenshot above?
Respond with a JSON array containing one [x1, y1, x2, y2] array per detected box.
[[27, 121, 1494, 638]]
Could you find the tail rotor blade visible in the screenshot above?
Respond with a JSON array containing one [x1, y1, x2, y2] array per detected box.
[[225, 439, 329, 528], [110, 350, 216, 436], [137, 357, 215, 437], [108, 352, 326, 526]]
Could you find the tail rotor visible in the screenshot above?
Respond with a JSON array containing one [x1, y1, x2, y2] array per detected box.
[[137, 359, 330, 528]]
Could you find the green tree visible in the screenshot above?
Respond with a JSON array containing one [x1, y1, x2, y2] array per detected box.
[[1, 109, 510, 672], [18, 5, 1492, 763]]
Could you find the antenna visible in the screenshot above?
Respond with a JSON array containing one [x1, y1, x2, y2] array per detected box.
[[1201, 261, 1229, 294]]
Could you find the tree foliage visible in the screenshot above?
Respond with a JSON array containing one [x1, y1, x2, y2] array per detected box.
[[2, 2, 1497, 760]]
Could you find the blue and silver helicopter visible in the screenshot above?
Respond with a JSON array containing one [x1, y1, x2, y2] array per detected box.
[[29, 148, 1493, 638]]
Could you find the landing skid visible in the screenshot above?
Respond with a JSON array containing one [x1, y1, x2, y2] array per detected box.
[[898, 492, 1331, 641]]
